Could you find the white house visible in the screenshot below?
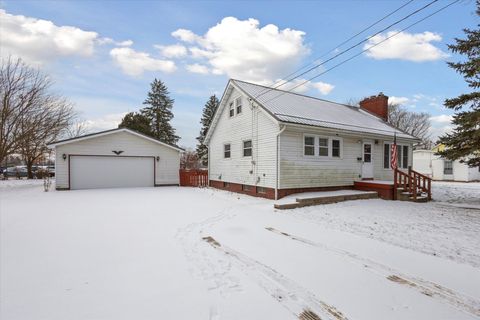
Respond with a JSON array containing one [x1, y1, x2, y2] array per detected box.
[[48, 128, 183, 190], [204, 79, 419, 199], [413, 149, 480, 182]]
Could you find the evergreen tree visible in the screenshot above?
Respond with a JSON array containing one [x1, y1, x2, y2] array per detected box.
[[196, 95, 219, 166], [141, 79, 180, 145], [118, 112, 153, 137], [437, 1, 480, 167]]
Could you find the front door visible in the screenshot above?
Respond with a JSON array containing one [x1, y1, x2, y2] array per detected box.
[[362, 141, 374, 179]]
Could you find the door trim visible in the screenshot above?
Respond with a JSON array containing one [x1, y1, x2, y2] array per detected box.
[[362, 140, 374, 179]]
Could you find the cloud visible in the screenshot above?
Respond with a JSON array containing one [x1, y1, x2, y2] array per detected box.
[[156, 44, 188, 58], [185, 63, 210, 74], [364, 31, 448, 62], [98, 38, 133, 47], [389, 96, 410, 105], [429, 114, 454, 141], [83, 112, 128, 132], [277, 78, 334, 95], [172, 17, 309, 84], [430, 114, 453, 124], [0, 9, 99, 64], [110, 47, 176, 76]]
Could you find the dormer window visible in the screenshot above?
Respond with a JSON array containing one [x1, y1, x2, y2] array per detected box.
[[236, 97, 242, 114], [229, 102, 234, 117]]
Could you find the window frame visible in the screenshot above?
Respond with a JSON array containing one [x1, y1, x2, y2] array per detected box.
[[256, 186, 266, 194], [302, 134, 343, 159], [444, 160, 453, 175], [223, 143, 231, 159], [383, 142, 410, 170], [235, 97, 242, 115], [242, 184, 252, 191], [303, 135, 315, 157], [243, 139, 253, 157], [228, 102, 234, 118]]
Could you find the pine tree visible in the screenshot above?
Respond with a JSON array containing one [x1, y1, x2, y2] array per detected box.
[[196, 95, 219, 166], [118, 112, 153, 137], [141, 79, 180, 145], [437, 1, 480, 167]]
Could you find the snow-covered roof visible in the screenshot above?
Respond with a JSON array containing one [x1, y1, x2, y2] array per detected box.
[[232, 79, 418, 140], [47, 128, 184, 152]]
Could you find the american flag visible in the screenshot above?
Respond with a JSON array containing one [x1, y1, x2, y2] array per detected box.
[[391, 133, 398, 170]]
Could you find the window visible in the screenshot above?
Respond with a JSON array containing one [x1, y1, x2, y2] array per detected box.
[[384, 143, 390, 169], [318, 138, 329, 157], [257, 186, 266, 194], [224, 144, 231, 158], [444, 160, 453, 175], [332, 139, 341, 158], [242, 184, 252, 191], [236, 97, 242, 114], [223, 182, 230, 188], [402, 145, 409, 169], [304, 136, 315, 156], [229, 102, 234, 117], [243, 140, 252, 157], [363, 143, 372, 163]]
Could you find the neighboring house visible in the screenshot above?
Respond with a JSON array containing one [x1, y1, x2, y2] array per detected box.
[[204, 79, 419, 199], [48, 128, 183, 190], [413, 146, 480, 182]]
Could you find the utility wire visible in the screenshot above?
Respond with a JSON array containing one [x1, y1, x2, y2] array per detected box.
[[260, 0, 460, 105], [265, 0, 415, 91], [254, 0, 438, 99]]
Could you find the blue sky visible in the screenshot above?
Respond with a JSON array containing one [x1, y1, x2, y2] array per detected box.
[[1, 0, 477, 148]]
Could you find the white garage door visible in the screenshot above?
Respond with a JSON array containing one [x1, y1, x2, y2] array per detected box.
[[70, 156, 154, 190]]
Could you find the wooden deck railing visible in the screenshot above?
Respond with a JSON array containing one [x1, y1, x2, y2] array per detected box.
[[179, 169, 209, 187], [393, 167, 432, 201]]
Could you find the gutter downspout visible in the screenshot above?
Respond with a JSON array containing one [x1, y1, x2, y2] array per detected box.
[[275, 125, 287, 200]]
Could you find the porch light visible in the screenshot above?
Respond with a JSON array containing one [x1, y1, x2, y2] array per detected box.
[[62, 154, 67, 160], [156, 156, 160, 162]]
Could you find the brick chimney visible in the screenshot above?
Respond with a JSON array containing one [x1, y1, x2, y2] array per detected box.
[[359, 93, 389, 121]]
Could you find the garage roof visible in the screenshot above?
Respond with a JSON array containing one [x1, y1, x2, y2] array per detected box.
[[47, 128, 184, 152]]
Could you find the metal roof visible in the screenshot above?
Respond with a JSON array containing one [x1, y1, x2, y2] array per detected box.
[[232, 79, 418, 140]]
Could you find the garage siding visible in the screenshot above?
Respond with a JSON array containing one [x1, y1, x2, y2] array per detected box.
[[55, 131, 180, 189]]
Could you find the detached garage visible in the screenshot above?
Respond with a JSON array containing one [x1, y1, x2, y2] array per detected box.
[[48, 128, 183, 190]]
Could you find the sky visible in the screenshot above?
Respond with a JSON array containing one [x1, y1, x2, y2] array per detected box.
[[0, 0, 477, 148]]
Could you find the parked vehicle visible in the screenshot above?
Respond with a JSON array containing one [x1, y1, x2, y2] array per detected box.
[[48, 166, 55, 177], [5, 166, 28, 178]]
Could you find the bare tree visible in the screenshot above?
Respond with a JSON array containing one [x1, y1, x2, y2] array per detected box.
[[180, 149, 199, 170], [0, 57, 75, 177], [388, 103, 432, 147], [65, 121, 89, 139]]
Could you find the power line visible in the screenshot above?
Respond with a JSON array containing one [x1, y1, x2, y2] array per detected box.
[[265, 0, 415, 91], [260, 0, 460, 105], [254, 0, 439, 99]]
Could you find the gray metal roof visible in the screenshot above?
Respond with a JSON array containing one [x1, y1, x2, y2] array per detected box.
[[233, 79, 417, 140]]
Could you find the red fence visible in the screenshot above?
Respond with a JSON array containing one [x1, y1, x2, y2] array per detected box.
[[179, 169, 209, 187]]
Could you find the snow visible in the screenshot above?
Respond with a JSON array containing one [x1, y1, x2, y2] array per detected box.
[[275, 189, 377, 205], [1, 181, 479, 319]]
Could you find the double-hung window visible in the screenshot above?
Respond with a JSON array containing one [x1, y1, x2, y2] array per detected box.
[[304, 136, 315, 156], [243, 140, 252, 157], [235, 97, 242, 114], [384, 143, 390, 169], [224, 144, 231, 158], [444, 160, 453, 175], [229, 102, 234, 117], [383, 143, 409, 169], [318, 138, 329, 157]]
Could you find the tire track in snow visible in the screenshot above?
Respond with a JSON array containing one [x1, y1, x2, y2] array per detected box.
[[202, 236, 349, 320], [266, 227, 480, 317]]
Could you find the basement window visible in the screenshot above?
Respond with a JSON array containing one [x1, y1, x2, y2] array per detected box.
[[224, 144, 231, 158], [243, 140, 252, 157], [257, 186, 266, 194], [242, 184, 252, 191], [223, 182, 230, 188]]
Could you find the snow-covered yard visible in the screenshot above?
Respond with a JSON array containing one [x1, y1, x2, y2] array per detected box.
[[1, 181, 479, 319]]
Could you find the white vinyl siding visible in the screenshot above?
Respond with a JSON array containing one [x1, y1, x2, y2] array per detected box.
[[54, 131, 180, 189], [208, 86, 278, 188]]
